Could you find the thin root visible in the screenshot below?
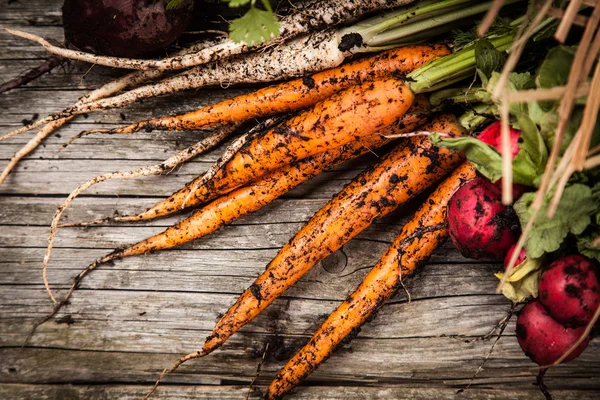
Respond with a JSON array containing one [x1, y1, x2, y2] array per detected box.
[[60, 129, 112, 149], [536, 369, 552, 400], [25, 252, 121, 345], [143, 350, 208, 400], [457, 302, 516, 395], [43, 124, 240, 301]]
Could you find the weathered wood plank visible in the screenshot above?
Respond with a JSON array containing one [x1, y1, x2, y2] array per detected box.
[[1, 1, 599, 397], [1, 384, 599, 400], [1, 342, 598, 389]]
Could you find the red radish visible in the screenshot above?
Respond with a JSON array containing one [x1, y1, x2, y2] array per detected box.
[[447, 176, 520, 260], [539, 255, 600, 327], [516, 299, 590, 366], [477, 121, 521, 157], [504, 244, 527, 271], [477, 122, 531, 200]]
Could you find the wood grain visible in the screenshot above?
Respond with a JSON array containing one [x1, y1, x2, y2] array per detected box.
[[0, 0, 598, 399]]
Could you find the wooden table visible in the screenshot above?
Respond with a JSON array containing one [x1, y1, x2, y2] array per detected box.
[[1, 1, 598, 399]]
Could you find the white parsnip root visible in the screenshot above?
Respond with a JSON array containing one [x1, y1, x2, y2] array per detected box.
[[0, 41, 220, 183], [2, 30, 347, 140], [3, 0, 413, 70]]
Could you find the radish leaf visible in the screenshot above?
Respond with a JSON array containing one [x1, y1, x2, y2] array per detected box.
[[514, 184, 599, 258]]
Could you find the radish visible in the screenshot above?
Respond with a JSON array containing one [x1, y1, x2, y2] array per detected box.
[[539, 255, 600, 327], [447, 176, 521, 260], [516, 299, 590, 366], [504, 243, 527, 270], [477, 121, 521, 157], [476, 121, 531, 199]]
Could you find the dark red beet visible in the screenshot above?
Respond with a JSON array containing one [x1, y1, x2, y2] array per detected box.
[[447, 176, 521, 260], [539, 255, 600, 327], [477, 121, 521, 158], [504, 244, 527, 270], [62, 0, 194, 58], [516, 299, 590, 366]]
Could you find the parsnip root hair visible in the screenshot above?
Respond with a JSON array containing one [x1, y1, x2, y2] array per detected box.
[[0, 40, 219, 183]]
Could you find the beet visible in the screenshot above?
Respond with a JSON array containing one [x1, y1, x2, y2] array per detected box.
[[538, 255, 600, 327], [504, 244, 527, 270], [516, 299, 590, 366], [447, 176, 521, 260], [62, 0, 194, 58]]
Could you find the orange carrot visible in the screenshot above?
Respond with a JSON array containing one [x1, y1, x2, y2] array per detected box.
[[266, 161, 477, 399], [93, 44, 449, 135], [200, 114, 464, 358], [108, 78, 422, 223], [31, 107, 431, 339]]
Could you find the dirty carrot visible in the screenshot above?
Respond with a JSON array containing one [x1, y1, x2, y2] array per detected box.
[[11, 43, 447, 142], [265, 160, 477, 399], [82, 44, 449, 135], [71, 95, 431, 230], [141, 113, 467, 399], [35, 126, 416, 329], [199, 114, 464, 356], [103, 77, 419, 223]]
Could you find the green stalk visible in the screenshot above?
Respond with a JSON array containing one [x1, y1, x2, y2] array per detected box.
[[344, 0, 478, 43], [407, 34, 515, 93], [354, 22, 469, 53], [367, 1, 506, 47], [459, 103, 497, 131]]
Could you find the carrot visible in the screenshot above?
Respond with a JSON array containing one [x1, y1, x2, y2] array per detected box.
[[34, 127, 420, 332], [84, 44, 449, 135], [265, 160, 477, 399], [7, 43, 448, 142], [140, 114, 465, 399], [199, 114, 464, 357], [35, 104, 430, 332], [104, 78, 421, 223]]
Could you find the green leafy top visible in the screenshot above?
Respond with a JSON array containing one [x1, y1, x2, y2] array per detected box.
[[432, 41, 600, 262], [227, 0, 280, 45], [166, 0, 189, 9], [167, 0, 280, 45]]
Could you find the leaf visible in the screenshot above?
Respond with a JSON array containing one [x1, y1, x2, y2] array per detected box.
[[229, 5, 280, 46], [577, 228, 600, 262], [518, 113, 548, 169], [475, 39, 506, 79], [166, 0, 188, 9], [508, 72, 535, 91], [227, 0, 252, 7], [514, 184, 599, 258], [535, 46, 576, 89], [495, 257, 543, 303], [430, 134, 538, 186]]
